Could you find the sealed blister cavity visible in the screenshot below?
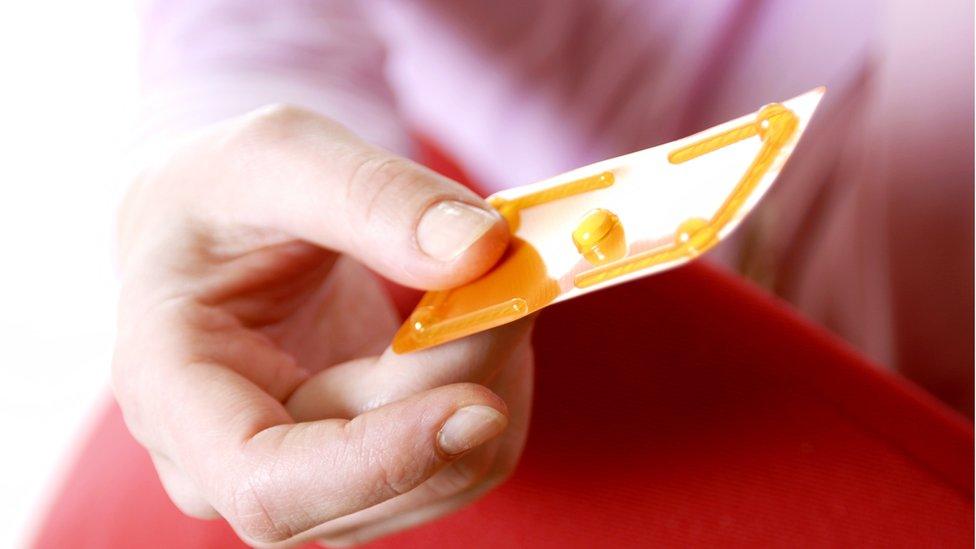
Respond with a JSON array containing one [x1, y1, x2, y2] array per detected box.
[[572, 208, 626, 265], [393, 88, 825, 354]]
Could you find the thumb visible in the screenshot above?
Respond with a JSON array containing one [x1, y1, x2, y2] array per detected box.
[[225, 383, 508, 545], [184, 104, 509, 289]]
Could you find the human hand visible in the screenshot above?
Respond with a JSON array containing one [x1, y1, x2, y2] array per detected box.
[[112, 105, 534, 546]]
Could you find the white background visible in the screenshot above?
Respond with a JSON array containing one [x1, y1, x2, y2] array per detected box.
[[0, 2, 139, 545]]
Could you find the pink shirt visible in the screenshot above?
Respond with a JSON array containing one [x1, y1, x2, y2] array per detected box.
[[137, 0, 974, 413]]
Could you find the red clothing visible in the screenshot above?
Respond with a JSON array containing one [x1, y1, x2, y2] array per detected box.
[[33, 227, 973, 546]]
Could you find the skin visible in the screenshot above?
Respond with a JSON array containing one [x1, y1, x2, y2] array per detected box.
[[112, 104, 535, 547]]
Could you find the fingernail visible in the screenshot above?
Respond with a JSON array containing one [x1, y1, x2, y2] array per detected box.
[[437, 405, 507, 456], [417, 201, 498, 261]]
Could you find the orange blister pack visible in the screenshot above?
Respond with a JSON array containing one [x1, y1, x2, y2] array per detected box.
[[393, 88, 825, 353]]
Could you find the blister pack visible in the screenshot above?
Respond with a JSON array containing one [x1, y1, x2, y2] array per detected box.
[[393, 88, 825, 353]]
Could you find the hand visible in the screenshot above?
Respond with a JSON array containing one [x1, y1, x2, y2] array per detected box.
[[112, 105, 535, 546]]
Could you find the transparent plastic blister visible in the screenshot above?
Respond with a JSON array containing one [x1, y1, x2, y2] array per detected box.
[[393, 88, 825, 353]]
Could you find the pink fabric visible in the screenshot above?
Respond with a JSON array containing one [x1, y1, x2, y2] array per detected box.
[[137, 0, 973, 412]]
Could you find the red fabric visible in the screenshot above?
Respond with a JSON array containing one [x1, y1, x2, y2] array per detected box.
[[31, 145, 973, 548]]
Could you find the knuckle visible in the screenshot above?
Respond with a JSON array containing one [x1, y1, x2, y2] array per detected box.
[[231, 103, 317, 153], [229, 473, 295, 545], [344, 418, 425, 499], [346, 154, 426, 224], [248, 103, 311, 131], [375, 456, 421, 499]]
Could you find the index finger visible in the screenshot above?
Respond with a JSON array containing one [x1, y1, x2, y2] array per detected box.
[[179, 104, 510, 290]]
